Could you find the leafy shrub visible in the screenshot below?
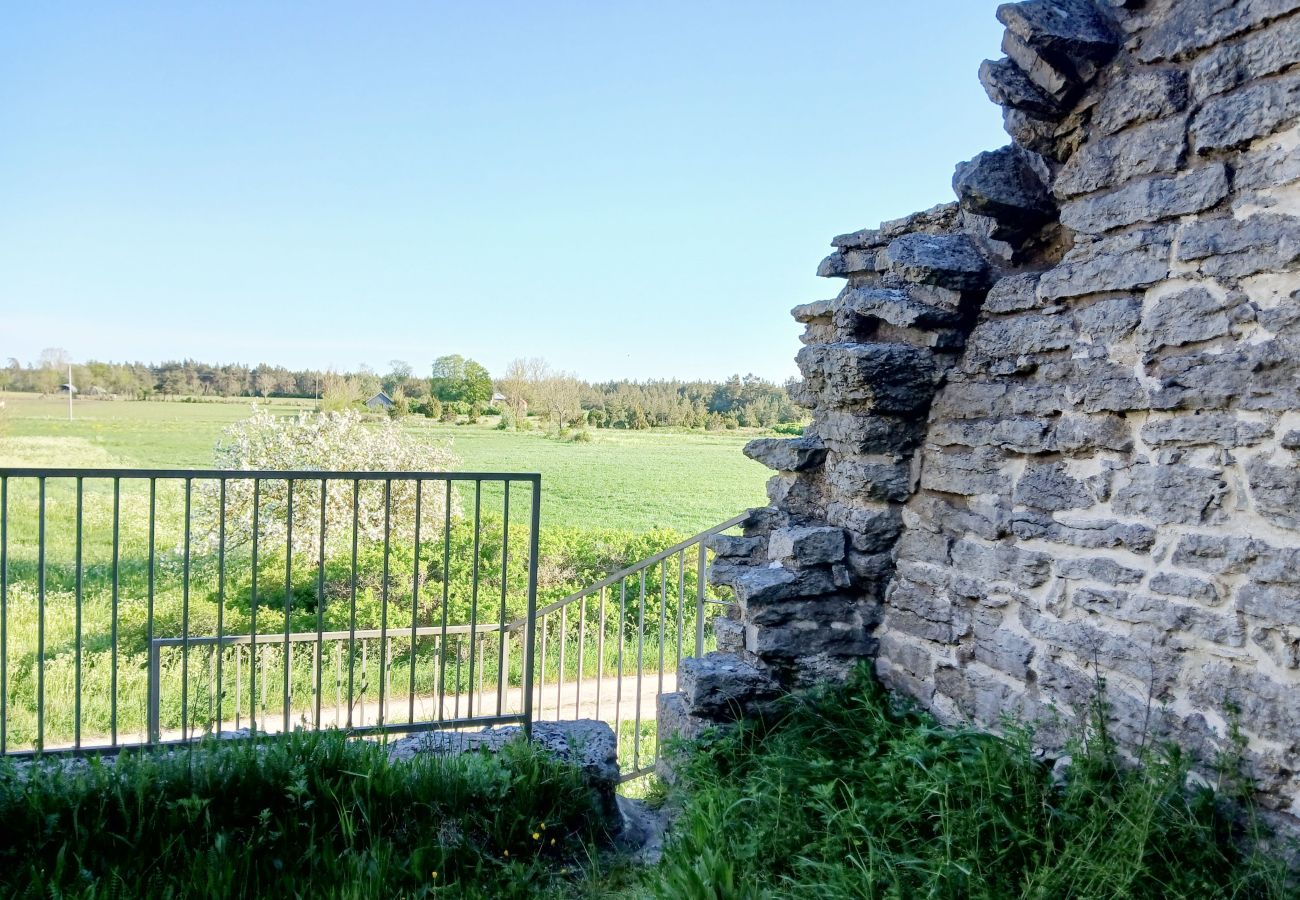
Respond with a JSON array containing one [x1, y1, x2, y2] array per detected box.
[[770, 422, 805, 436], [196, 408, 459, 559]]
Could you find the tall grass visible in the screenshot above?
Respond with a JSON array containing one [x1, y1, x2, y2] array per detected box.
[[651, 668, 1295, 899], [0, 730, 611, 899]]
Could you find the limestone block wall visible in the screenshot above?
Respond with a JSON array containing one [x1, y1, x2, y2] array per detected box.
[[661, 0, 1300, 823]]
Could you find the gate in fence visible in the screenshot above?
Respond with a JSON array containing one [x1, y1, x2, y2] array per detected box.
[[0, 466, 741, 780]]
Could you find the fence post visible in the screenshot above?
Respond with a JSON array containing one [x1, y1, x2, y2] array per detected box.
[[147, 640, 161, 744], [522, 478, 541, 739], [695, 542, 708, 658]]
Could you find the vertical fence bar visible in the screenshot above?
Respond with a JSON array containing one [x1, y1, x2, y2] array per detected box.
[[695, 542, 708, 658], [657, 558, 668, 759], [283, 479, 295, 734], [466, 481, 481, 719], [408, 480, 421, 726], [145, 478, 156, 743], [577, 593, 587, 717], [677, 552, 686, 668], [378, 479, 390, 728], [634, 569, 646, 773], [438, 480, 451, 722], [538, 615, 547, 721], [181, 478, 192, 741], [216, 479, 227, 734], [74, 477, 83, 749], [0, 475, 7, 754], [615, 582, 625, 752], [522, 477, 541, 738], [36, 476, 46, 751], [557, 605, 566, 721], [316, 479, 327, 729], [147, 641, 161, 745], [347, 480, 359, 728], [250, 478, 260, 734], [114, 479, 123, 744], [496, 483, 510, 717], [596, 586, 606, 722]]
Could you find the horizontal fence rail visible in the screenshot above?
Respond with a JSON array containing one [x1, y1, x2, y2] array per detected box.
[[0, 468, 541, 755], [512, 513, 746, 782]]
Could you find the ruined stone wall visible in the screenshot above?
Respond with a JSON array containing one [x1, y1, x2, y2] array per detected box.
[[662, 0, 1300, 823]]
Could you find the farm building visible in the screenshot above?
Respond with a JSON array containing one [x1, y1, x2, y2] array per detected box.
[[364, 391, 394, 411]]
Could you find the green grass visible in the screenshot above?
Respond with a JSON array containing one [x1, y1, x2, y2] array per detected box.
[[644, 669, 1295, 899], [0, 729, 612, 899], [0, 393, 770, 533]]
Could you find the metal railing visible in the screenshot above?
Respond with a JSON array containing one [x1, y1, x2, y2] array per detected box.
[[0, 468, 540, 755], [515, 513, 745, 781]]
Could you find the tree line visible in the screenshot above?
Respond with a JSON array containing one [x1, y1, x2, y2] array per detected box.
[[2, 350, 803, 429]]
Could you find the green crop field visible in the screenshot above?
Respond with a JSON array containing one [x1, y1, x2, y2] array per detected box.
[[0, 393, 769, 533]]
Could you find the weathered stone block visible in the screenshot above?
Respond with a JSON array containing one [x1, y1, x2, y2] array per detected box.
[[1037, 225, 1172, 299], [1190, 69, 1300, 152], [1092, 66, 1188, 135], [824, 501, 905, 550], [1137, 0, 1300, 63], [1139, 284, 1250, 352], [984, 271, 1049, 314], [1053, 116, 1186, 198], [1190, 12, 1300, 98], [952, 145, 1055, 241], [796, 342, 940, 416], [1174, 213, 1300, 278], [965, 311, 1074, 361], [996, 0, 1120, 75], [743, 435, 827, 472], [980, 57, 1066, 118], [711, 562, 835, 609], [768, 525, 847, 567], [833, 287, 963, 336], [1112, 463, 1227, 524], [881, 232, 990, 291], [1011, 513, 1156, 551], [1140, 413, 1272, 448], [814, 410, 924, 455], [921, 447, 1013, 496], [1149, 572, 1220, 606], [825, 455, 914, 503], [1172, 534, 1264, 575], [678, 652, 782, 720], [1246, 456, 1300, 530], [1015, 462, 1093, 511], [1055, 556, 1146, 586], [1059, 163, 1229, 234], [951, 538, 1052, 589]]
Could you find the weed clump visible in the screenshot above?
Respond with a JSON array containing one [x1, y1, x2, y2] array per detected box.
[[654, 668, 1295, 899]]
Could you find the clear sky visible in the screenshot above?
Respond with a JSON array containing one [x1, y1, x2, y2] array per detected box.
[[0, 1, 1008, 383]]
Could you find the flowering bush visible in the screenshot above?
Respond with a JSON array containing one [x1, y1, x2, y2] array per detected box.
[[197, 407, 460, 558]]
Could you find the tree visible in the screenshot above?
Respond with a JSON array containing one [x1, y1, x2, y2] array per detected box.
[[535, 373, 585, 429], [320, 372, 363, 412], [197, 408, 459, 559], [430, 355, 493, 407], [499, 357, 546, 423]]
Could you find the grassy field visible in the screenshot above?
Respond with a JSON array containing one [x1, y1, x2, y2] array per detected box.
[[0, 393, 770, 533]]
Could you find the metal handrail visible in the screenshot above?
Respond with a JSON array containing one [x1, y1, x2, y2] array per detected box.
[[518, 513, 747, 622], [0, 467, 539, 482]]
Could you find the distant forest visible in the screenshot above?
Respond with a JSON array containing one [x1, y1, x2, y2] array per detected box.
[[2, 352, 804, 429]]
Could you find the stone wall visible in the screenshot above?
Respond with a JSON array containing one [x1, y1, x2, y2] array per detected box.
[[661, 0, 1300, 824]]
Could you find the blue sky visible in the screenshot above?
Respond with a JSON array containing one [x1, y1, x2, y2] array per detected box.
[[0, 2, 1008, 382]]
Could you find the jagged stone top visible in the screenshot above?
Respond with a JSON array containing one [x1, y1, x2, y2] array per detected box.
[[830, 203, 961, 250]]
